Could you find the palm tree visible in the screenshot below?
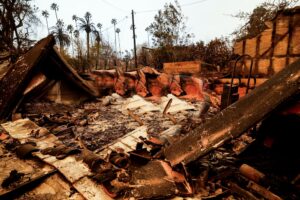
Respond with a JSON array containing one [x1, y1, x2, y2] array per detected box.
[[50, 3, 59, 22], [145, 27, 150, 47], [72, 15, 80, 59], [97, 23, 102, 32], [42, 10, 50, 34], [72, 15, 81, 69], [67, 24, 74, 56], [115, 28, 121, 57], [79, 12, 95, 62], [67, 24, 74, 38], [93, 30, 101, 69], [74, 29, 83, 71], [74, 30, 79, 39], [72, 15, 79, 29], [111, 18, 117, 52], [97, 23, 102, 39], [124, 50, 131, 72], [51, 19, 70, 52]]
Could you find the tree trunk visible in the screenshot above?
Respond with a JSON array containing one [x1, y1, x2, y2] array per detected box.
[[59, 39, 63, 52], [114, 25, 117, 53], [118, 33, 121, 57], [46, 18, 49, 34], [96, 41, 100, 69], [55, 10, 58, 22], [86, 32, 90, 71]]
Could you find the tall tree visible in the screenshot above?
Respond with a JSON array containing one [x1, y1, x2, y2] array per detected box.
[[74, 29, 83, 71], [67, 24, 74, 56], [93, 29, 101, 69], [72, 14, 79, 29], [50, 3, 59, 22], [146, 0, 192, 47], [42, 10, 50, 34], [116, 28, 121, 57], [204, 37, 232, 68], [51, 19, 70, 52], [0, 0, 40, 54], [97, 23, 102, 38], [72, 15, 80, 60], [124, 50, 131, 71], [111, 18, 117, 52], [145, 27, 150, 47], [79, 12, 95, 63]]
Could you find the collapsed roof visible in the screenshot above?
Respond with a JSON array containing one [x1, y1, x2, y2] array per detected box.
[[0, 35, 99, 120]]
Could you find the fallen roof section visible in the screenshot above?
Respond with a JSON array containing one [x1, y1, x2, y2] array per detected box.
[[0, 35, 99, 120], [164, 58, 300, 166]]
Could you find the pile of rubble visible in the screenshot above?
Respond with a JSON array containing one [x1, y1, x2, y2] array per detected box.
[[0, 35, 299, 200]]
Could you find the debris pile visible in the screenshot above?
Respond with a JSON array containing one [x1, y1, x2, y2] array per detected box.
[[0, 57, 299, 199], [0, 12, 300, 198]]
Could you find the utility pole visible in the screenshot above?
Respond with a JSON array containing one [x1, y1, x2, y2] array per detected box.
[[131, 10, 138, 68]]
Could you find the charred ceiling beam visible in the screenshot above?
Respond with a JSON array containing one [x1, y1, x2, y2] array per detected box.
[[164, 59, 300, 166]]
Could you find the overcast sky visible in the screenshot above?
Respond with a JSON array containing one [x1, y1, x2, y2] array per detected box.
[[32, 0, 299, 54]]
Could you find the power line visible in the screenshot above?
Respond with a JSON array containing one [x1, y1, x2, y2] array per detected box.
[[101, 16, 129, 32], [136, 0, 212, 14], [100, 0, 128, 13], [181, 0, 210, 7], [136, 9, 157, 14]]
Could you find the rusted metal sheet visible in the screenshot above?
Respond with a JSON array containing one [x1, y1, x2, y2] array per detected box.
[[17, 174, 85, 200], [0, 144, 55, 199], [164, 59, 300, 166], [1, 119, 113, 200]]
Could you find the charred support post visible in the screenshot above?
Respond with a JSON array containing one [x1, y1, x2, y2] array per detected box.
[[163, 99, 177, 124], [164, 60, 300, 166]]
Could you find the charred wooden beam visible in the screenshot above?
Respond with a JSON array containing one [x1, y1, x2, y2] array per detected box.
[[228, 182, 259, 200], [239, 164, 265, 184], [163, 99, 172, 114], [164, 113, 177, 124], [164, 60, 300, 166], [248, 181, 283, 200], [127, 109, 144, 126]]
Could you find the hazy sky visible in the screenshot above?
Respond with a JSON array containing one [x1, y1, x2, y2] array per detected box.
[[32, 0, 299, 53]]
